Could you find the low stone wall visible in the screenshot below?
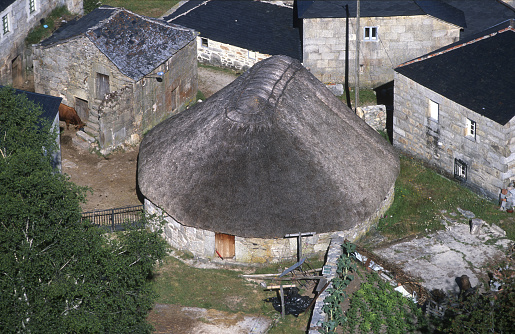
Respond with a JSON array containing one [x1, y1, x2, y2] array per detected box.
[[144, 184, 394, 263], [357, 104, 387, 131]]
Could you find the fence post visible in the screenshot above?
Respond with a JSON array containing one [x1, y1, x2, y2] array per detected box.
[[111, 208, 115, 232]]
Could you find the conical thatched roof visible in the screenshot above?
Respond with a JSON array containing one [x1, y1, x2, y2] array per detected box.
[[138, 55, 399, 238]]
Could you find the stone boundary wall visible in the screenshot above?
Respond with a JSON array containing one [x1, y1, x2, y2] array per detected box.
[[196, 37, 271, 72], [357, 104, 387, 131], [393, 72, 514, 199], [144, 184, 395, 263]]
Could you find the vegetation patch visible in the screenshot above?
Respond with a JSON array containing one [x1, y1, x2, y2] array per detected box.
[[377, 154, 514, 241], [99, 0, 181, 17], [25, 6, 73, 45]]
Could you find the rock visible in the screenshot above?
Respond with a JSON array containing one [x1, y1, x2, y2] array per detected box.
[[470, 218, 484, 235], [457, 207, 475, 219]]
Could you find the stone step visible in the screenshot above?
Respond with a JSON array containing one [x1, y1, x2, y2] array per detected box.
[[89, 108, 99, 118], [86, 121, 99, 134], [76, 130, 96, 143]]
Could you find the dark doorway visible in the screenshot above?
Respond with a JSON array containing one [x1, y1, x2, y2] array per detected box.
[[11, 56, 23, 89], [374, 81, 394, 143]]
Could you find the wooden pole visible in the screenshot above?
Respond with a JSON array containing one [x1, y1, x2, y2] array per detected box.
[[355, 0, 360, 112], [280, 284, 285, 318], [285, 232, 315, 263]]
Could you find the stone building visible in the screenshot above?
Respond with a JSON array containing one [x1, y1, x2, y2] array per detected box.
[[33, 6, 197, 153], [298, 0, 464, 88], [393, 20, 515, 199], [0, 0, 81, 89], [164, 0, 301, 72], [138, 55, 399, 263]]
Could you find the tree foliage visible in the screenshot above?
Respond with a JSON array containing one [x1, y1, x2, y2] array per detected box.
[[0, 86, 167, 333]]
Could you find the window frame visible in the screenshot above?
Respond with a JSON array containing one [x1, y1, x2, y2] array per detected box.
[[454, 158, 467, 181], [465, 118, 476, 140], [363, 26, 378, 41], [2, 14, 10, 35], [429, 100, 439, 122], [29, 0, 36, 14], [200, 37, 208, 48]]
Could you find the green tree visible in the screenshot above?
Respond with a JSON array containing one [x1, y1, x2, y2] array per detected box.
[[0, 86, 167, 333]]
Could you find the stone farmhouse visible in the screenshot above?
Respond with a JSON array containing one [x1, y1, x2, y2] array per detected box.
[[298, 0, 465, 88], [393, 20, 515, 200], [138, 55, 399, 263], [33, 6, 197, 153], [0, 0, 81, 89], [164, 0, 302, 72]]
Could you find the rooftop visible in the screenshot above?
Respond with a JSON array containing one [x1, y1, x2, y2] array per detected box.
[[40, 6, 196, 81], [396, 20, 515, 125], [164, 0, 302, 61]]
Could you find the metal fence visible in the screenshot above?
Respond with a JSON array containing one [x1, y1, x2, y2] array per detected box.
[[81, 205, 144, 232]]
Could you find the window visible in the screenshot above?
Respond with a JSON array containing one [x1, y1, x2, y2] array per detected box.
[[454, 159, 467, 181], [466, 118, 476, 139], [364, 26, 378, 41], [2, 14, 9, 35], [201, 37, 208, 47], [96, 73, 110, 99], [29, 0, 36, 13], [429, 100, 439, 122]]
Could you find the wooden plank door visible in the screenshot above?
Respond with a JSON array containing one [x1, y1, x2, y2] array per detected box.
[[215, 233, 235, 259]]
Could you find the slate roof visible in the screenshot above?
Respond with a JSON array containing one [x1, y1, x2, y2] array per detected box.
[[138, 55, 399, 238], [298, 0, 466, 27], [0, 0, 15, 13], [39, 6, 196, 81], [444, 0, 515, 38], [1, 86, 62, 124], [164, 0, 302, 61], [395, 20, 515, 125]]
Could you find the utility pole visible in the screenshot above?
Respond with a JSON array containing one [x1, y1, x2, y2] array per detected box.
[[344, 5, 352, 109], [355, 0, 360, 113]]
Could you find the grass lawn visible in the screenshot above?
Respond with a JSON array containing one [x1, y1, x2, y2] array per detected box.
[[99, 0, 180, 17], [378, 154, 515, 241]]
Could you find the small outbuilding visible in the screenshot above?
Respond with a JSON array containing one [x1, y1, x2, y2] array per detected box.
[[33, 6, 198, 153], [138, 55, 399, 263]]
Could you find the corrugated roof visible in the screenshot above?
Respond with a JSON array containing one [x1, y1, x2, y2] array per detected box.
[[396, 20, 515, 125], [164, 0, 302, 61], [40, 6, 196, 81], [138, 55, 399, 238]]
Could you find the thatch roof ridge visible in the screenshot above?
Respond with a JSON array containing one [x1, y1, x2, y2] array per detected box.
[[138, 55, 399, 238]]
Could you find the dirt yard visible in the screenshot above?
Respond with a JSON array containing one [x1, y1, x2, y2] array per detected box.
[[61, 66, 238, 212]]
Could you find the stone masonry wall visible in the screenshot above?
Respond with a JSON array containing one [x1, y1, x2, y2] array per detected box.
[[34, 36, 197, 153], [357, 104, 387, 131], [393, 72, 514, 199], [303, 15, 460, 88], [98, 39, 197, 153], [197, 36, 271, 72], [0, 0, 73, 87], [144, 184, 394, 263]]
